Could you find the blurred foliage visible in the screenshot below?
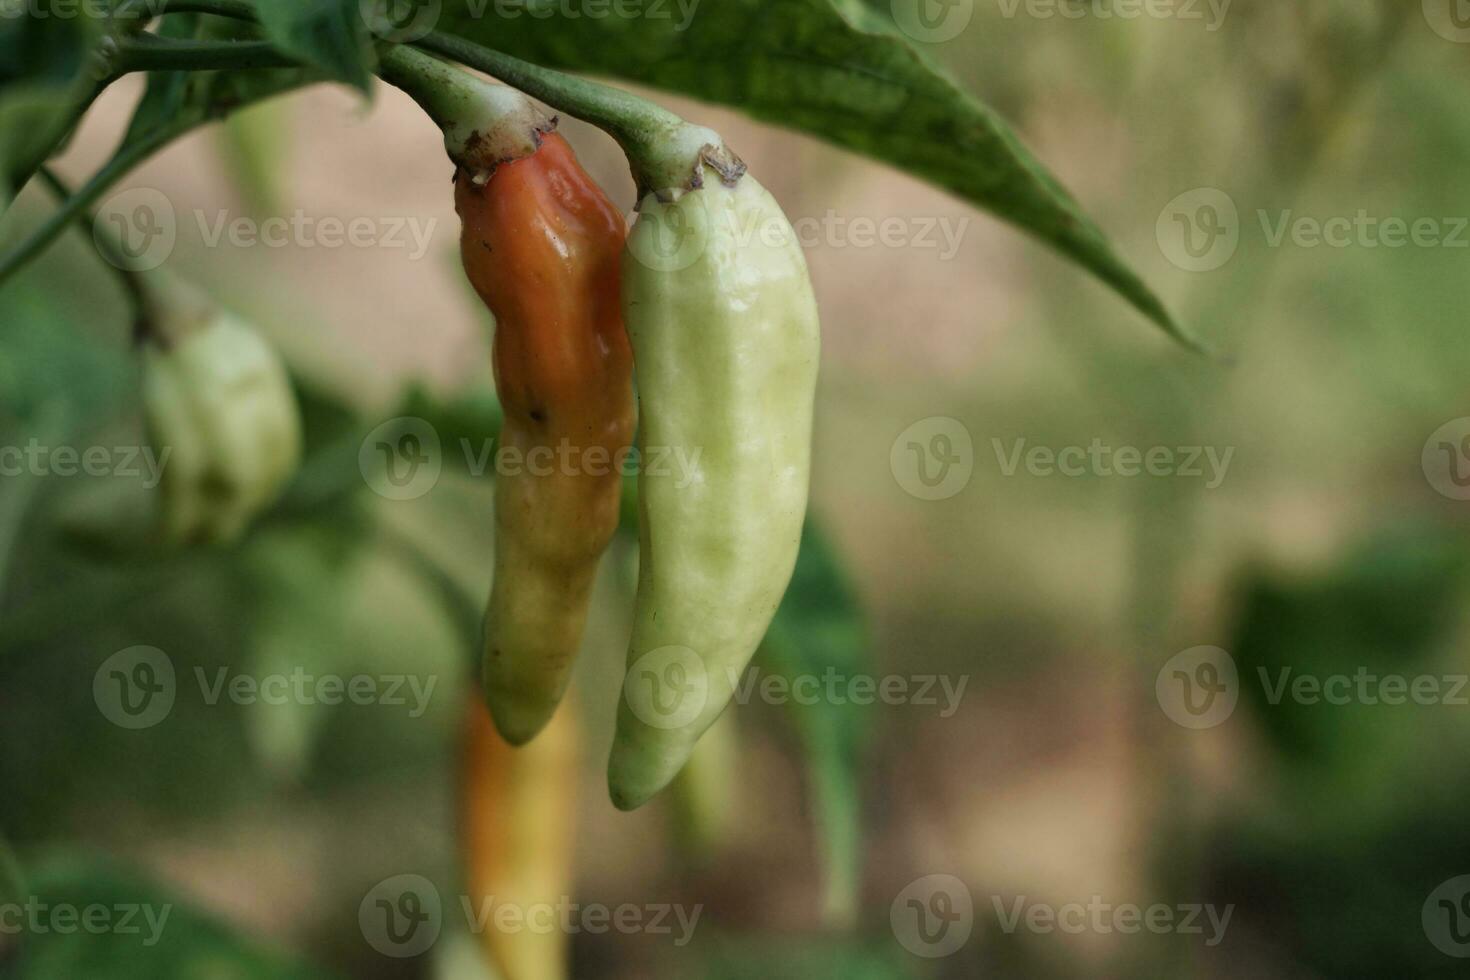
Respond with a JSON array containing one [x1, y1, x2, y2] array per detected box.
[[0, 2, 100, 203], [4, 854, 337, 978], [3, 0, 1470, 976], [759, 521, 871, 927], [1231, 524, 1470, 772], [1200, 523, 1470, 979]]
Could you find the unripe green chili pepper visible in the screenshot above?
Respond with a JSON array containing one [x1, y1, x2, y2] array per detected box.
[[140, 275, 301, 544], [608, 133, 821, 810]]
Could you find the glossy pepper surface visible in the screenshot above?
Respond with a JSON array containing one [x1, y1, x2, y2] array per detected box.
[[456, 131, 635, 746]]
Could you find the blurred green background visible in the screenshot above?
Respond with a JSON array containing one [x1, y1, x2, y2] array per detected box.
[[4, 2, 1470, 978]]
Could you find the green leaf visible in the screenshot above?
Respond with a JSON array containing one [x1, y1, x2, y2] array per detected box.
[[0, 832, 24, 906], [435, 0, 1199, 350], [253, 0, 375, 93], [0, 11, 103, 203], [758, 519, 869, 927], [124, 12, 318, 145], [10, 854, 339, 978], [1229, 522, 1470, 775], [393, 381, 504, 468], [0, 833, 23, 963]]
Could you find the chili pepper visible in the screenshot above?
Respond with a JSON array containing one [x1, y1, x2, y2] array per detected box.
[[456, 131, 635, 746], [140, 275, 301, 544], [462, 695, 576, 980], [608, 145, 821, 810]]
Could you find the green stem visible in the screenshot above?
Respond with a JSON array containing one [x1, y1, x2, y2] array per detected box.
[[0, 117, 193, 290], [412, 31, 678, 147], [377, 45, 551, 170], [111, 0, 258, 24], [411, 32, 736, 194], [37, 167, 151, 334], [111, 36, 299, 76], [0, 67, 313, 289], [108, 0, 729, 191]]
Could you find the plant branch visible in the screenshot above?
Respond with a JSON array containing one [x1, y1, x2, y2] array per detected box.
[[109, 36, 299, 76], [0, 117, 194, 290], [111, 0, 259, 25], [0, 62, 314, 289], [410, 32, 729, 194], [37, 166, 152, 334]]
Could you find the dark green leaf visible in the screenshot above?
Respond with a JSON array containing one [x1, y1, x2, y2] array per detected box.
[[0, 11, 102, 203], [393, 381, 504, 467], [436, 0, 1198, 349], [253, 0, 375, 93], [1230, 522, 1470, 770]]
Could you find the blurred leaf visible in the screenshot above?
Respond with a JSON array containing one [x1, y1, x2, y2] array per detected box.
[[240, 525, 366, 781], [217, 98, 293, 216], [9, 854, 338, 978], [758, 519, 870, 926], [0, 7, 100, 204], [119, 12, 203, 144], [438, 0, 1197, 348], [1204, 770, 1470, 980], [0, 834, 23, 964], [253, 0, 374, 93], [1230, 522, 1470, 770], [0, 832, 23, 904], [394, 381, 504, 472], [267, 377, 376, 521], [0, 287, 130, 426]]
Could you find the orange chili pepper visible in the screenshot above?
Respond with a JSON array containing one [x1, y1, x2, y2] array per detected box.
[[456, 132, 634, 746]]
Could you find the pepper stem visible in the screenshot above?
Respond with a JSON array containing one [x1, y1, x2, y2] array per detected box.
[[377, 45, 554, 174], [408, 33, 744, 197]]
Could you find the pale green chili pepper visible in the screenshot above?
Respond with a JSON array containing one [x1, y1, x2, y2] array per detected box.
[[608, 134, 821, 811], [141, 276, 301, 544]]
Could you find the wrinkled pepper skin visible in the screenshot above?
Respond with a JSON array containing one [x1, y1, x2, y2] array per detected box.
[[456, 132, 635, 746], [142, 308, 301, 544], [608, 168, 821, 810]]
